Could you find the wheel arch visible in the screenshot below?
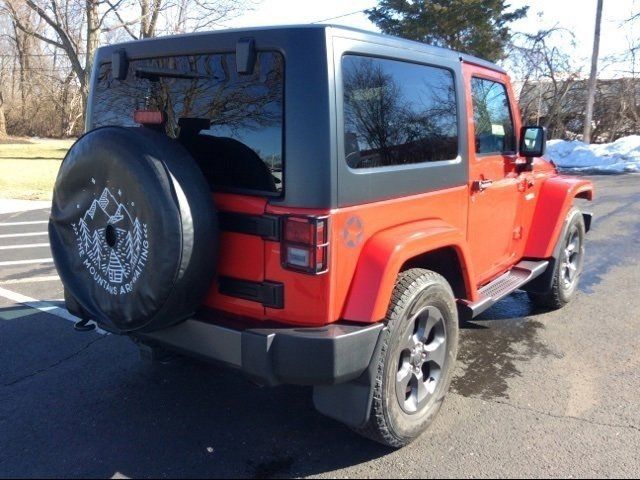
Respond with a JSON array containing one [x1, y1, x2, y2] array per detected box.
[[400, 247, 467, 300], [341, 219, 475, 323], [524, 176, 594, 259]]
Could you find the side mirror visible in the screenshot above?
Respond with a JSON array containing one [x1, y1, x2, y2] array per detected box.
[[519, 126, 546, 160]]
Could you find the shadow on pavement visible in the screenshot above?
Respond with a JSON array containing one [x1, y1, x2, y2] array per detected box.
[[0, 304, 393, 479]]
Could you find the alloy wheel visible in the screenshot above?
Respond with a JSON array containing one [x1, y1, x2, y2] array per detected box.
[[561, 225, 582, 289], [395, 306, 447, 414]]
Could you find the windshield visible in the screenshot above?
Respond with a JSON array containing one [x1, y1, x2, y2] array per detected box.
[[92, 51, 284, 195]]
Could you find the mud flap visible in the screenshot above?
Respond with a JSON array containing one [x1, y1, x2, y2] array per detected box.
[[582, 212, 593, 232], [312, 326, 388, 428]]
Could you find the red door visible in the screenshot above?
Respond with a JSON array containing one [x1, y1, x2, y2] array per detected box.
[[464, 65, 521, 285]]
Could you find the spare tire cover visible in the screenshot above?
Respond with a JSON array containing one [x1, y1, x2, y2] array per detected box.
[[49, 127, 218, 333]]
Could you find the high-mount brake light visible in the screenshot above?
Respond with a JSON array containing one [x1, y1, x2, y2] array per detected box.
[[133, 109, 164, 125], [282, 216, 329, 274]]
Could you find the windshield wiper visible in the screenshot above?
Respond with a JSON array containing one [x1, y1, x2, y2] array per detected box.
[[135, 67, 219, 81]]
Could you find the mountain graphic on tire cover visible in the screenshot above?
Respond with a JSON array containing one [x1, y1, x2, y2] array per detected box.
[[74, 187, 147, 287]]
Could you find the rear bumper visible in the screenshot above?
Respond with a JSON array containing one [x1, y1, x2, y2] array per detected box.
[[133, 315, 384, 387]]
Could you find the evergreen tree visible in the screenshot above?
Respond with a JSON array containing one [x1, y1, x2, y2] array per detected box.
[[78, 218, 92, 253], [124, 231, 135, 270], [366, 0, 528, 62], [90, 231, 103, 269], [133, 219, 143, 258]]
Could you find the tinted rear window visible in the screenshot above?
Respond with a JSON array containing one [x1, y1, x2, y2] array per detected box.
[[92, 52, 284, 194], [342, 55, 458, 169]]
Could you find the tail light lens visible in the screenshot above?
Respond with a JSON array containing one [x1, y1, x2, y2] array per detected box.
[[282, 216, 329, 274]]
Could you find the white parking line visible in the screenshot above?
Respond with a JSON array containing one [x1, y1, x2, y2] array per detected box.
[[0, 232, 48, 239], [0, 258, 54, 266], [0, 220, 48, 227], [0, 199, 50, 215], [0, 275, 60, 285], [0, 286, 106, 335], [0, 243, 50, 250]]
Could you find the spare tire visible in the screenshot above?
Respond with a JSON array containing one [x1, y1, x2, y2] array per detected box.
[[49, 127, 218, 333]]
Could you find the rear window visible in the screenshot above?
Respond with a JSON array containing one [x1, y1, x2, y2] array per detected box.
[[92, 52, 284, 195], [342, 55, 458, 169]]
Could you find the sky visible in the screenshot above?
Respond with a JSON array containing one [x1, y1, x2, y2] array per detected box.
[[221, 0, 639, 78]]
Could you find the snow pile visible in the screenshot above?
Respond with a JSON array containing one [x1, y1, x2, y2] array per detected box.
[[545, 136, 640, 173]]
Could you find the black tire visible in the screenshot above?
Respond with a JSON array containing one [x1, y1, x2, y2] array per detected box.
[[354, 269, 459, 448], [528, 207, 586, 310], [49, 127, 218, 333]]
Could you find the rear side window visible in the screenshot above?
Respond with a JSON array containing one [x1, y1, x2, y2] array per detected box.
[[92, 52, 284, 195], [342, 55, 458, 169], [471, 77, 515, 155]]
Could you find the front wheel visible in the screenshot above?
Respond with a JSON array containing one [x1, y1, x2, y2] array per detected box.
[[354, 269, 458, 448], [528, 207, 586, 309]]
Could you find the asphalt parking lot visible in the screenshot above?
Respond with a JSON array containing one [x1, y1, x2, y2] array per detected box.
[[0, 174, 639, 478]]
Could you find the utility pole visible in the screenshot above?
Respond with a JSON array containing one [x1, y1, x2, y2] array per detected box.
[[583, 0, 604, 144]]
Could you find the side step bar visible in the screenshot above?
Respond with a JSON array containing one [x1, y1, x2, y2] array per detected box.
[[457, 260, 549, 321]]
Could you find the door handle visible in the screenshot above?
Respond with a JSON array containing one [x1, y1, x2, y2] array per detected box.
[[473, 179, 493, 191]]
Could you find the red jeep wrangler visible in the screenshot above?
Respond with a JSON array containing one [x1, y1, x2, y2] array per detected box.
[[49, 25, 593, 447]]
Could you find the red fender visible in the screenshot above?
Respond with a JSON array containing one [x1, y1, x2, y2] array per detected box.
[[524, 176, 594, 259], [341, 219, 475, 323]]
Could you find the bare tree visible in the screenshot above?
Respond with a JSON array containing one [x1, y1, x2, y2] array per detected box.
[[0, 85, 7, 138], [0, 2, 87, 137], [508, 27, 582, 138], [3, 0, 96, 109], [1, 3, 38, 116], [0, 25, 7, 137], [2, 0, 248, 115], [583, 0, 604, 143], [589, 29, 640, 142], [590, 77, 640, 141], [508, 9, 640, 142], [106, 0, 249, 40]]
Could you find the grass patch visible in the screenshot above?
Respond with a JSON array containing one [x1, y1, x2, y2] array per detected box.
[[0, 136, 32, 144], [0, 138, 74, 200]]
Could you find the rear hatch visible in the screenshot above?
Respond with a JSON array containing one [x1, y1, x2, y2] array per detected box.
[[90, 50, 285, 319]]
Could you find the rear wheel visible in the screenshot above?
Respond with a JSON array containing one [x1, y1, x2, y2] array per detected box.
[[528, 207, 586, 309], [354, 269, 458, 448]]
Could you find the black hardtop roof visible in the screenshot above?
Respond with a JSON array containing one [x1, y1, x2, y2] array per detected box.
[[101, 23, 506, 74], [325, 24, 506, 73]]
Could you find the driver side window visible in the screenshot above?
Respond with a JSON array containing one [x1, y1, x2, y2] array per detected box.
[[471, 77, 515, 155]]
